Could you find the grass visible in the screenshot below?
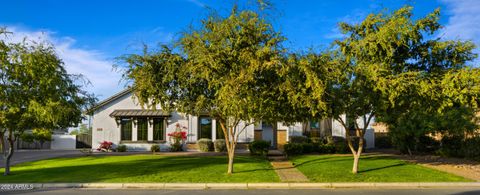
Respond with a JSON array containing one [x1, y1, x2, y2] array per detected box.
[[290, 155, 472, 182], [0, 155, 279, 183]]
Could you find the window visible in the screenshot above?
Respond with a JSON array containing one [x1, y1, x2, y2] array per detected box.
[[121, 118, 132, 141], [216, 120, 225, 139], [153, 118, 165, 141], [309, 120, 321, 138], [199, 117, 212, 139], [137, 118, 148, 141]]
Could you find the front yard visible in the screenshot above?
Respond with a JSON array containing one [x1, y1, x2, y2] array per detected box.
[[0, 155, 279, 183], [0, 153, 472, 183], [290, 155, 472, 182]]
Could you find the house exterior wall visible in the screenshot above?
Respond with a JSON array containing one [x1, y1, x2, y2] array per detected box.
[[91, 90, 376, 150], [91, 91, 257, 151], [92, 92, 190, 151]]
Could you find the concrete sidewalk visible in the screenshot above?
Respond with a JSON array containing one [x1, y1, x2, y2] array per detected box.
[[2, 182, 480, 190]]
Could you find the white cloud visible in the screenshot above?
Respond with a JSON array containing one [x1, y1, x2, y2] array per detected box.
[[3, 26, 124, 99], [440, 0, 480, 66], [440, 0, 480, 41], [324, 9, 366, 40], [187, 0, 207, 8]]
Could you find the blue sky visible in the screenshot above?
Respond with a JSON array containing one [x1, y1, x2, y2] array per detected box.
[[1, 0, 479, 99]]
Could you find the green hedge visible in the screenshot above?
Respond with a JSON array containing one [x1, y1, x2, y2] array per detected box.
[[197, 138, 214, 152], [214, 139, 227, 152], [150, 144, 160, 152], [284, 142, 338, 156], [117, 144, 127, 152], [249, 140, 270, 156], [439, 135, 480, 160]]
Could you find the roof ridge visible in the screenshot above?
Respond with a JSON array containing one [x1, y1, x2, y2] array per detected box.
[[87, 87, 133, 113]]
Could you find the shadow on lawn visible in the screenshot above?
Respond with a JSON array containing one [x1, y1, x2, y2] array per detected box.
[[0, 155, 275, 183], [359, 163, 406, 173], [293, 155, 392, 168]]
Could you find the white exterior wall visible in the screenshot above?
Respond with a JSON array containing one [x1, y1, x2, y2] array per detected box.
[[51, 135, 76, 150], [91, 89, 375, 151], [91, 91, 256, 151], [331, 114, 375, 149], [91, 92, 190, 151]]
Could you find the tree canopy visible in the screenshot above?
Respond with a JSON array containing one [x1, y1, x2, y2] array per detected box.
[[0, 28, 95, 175], [120, 5, 287, 174]]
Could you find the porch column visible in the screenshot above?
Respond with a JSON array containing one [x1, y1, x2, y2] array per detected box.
[[148, 117, 153, 141], [132, 118, 138, 141], [212, 119, 217, 140]]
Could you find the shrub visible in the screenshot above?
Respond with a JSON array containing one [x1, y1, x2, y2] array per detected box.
[[417, 135, 440, 153], [301, 143, 315, 153], [20, 133, 35, 143], [439, 136, 480, 160], [310, 137, 322, 144], [117, 144, 127, 152], [463, 137, 480, 160], [197, 138, 214, 152], [317, 144, 336, 154], [150, 144, 160, 153], [249, 140, 270, 156], [334, 141, 349, 154], [284, 143, 303, 156], [439, 135, 464, 157], [214, 139, 227, 152], [289, 136, 310, 144], [97, 141, 113, 152], [325, 136, 345, 145], [375, 135, 393, 149]]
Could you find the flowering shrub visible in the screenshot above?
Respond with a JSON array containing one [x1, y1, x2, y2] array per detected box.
[[168, 123, 188, 152], [97, 141, 113, 152]]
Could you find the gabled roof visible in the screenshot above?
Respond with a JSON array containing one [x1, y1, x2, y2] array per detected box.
[[87, 87, 133, 113]]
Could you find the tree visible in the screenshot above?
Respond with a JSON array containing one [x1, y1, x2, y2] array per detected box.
[[20, 128, 52, 149], [0, 28, 95, 175], [32, 129, 52, 149], [333, 6, 478, 173], [70, 124, 90, 135], [287, 6, 479, 174], [381, 68, 480, 154], [119, 5, 286, 174]]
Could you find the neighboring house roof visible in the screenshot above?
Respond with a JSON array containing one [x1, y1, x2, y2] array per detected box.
[[109, 109, 171, 117], [87, 87, 133, 113]]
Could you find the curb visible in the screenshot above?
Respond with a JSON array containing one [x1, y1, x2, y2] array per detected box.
[[2, 182, 480, 190]]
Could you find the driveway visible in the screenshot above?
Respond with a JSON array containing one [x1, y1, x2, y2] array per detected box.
[[0, 150, 84, 167]]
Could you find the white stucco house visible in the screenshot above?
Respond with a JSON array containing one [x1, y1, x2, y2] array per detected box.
[[88, 88, 375, 151]]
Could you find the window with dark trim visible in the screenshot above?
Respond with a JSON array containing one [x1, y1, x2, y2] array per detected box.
[[137, 118, 148, 141], [199, 117, 212, 139], [121, 118, 132, 141], [153, 118, 165, 141]]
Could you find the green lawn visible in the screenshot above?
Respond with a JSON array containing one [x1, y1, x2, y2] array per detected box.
[[0, 155, 279, 183], [291, 155, 471, 182]]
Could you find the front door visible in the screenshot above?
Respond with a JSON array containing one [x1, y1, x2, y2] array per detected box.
[[262, 123, 274, 146]]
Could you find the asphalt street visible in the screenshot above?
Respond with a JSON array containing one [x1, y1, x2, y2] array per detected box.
[[2, 188, 480, 195]]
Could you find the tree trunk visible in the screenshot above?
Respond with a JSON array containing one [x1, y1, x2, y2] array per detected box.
[[352, 154, 359, 174], [227, 149, 234, 174], [3, 138, 14, 176], [272, 123, 277, 149]]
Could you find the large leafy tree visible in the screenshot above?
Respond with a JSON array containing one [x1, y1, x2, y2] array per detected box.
[[120, 5, 286, 174], [0, 28, 94, 175], [335, 6, 479, 173], [289, 6, 479, 174]]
